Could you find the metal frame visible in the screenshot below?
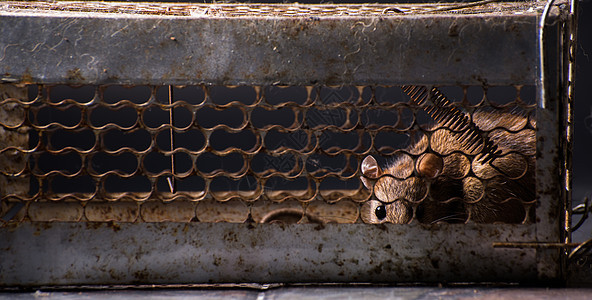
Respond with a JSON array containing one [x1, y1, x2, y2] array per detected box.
[[0, 1, 574, 286], [0, 3, 540, 86]]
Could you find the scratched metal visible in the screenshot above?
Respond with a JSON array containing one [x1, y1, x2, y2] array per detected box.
[[0, 0, 575, 286], [0, 222, 537, 286], [0, 1, 546, 86], [2, 287, 592, 300]]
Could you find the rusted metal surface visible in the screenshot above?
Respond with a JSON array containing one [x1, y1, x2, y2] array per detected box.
[[0, 2, 547, 86], [0, 222, 538, 286], [3, 287, 592, 299]]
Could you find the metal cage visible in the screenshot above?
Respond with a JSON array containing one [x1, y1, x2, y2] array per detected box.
[[0, 0, 578, 286]]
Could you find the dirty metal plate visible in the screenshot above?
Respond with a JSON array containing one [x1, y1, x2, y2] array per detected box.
[[2, 287, 592, 299], [0, 222, 537, 286], [0, 3, 545, 86]]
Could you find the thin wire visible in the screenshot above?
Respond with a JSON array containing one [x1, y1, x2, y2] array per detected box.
[[568, 238, 592, 262], [538, 0, 556, 110], [166, 85, 176, 194], [422, 0, 501, 13], [571, 197, 590, 232]]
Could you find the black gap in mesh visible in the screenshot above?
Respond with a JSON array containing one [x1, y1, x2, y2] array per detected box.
[[143, 151, 192, 174], [361, 108, 398, 128], [27, 85, 44, 102], [374, 131, 412, 153], [251, 107, 296, 128], [210, 175, 257, 192], [35, 106, 82, 127], [196, 152, 244, 174], [195, 106, 244, 128], [306, 153, 348, 175], [264, 130, 310, 151], [156, 175, 205, 192], [49, 85, 96, 104], [156, 129, 205, 152], [374, 86, 410, 105], [49, 129, 95, 151], [251, 153, 297, 174], [155, 85, 206, 105], [91, 152, 138, 175], [319, 86, 360, 104], [209, 130, 257, 151], [103, 85, 151, 105], [486, 86, 519, 106], [37, 152, 81, 174], [208, 86, 257, 105], [90, 106, 137, 128], [50, 175, 96, 194], [265, 176, 309, 191], [102, 129, 151, 152], [143, 105, 193, 129], [264, 86, 308, 105], [465, 86, 485, 106], [104, 175, 151, 193], [437, 86, 464, 105], [306, 107, 349, 128], [519, 85, 537, 105], [318, 130, 366, 152], [142, 105, 170, 129], [319, 176, 361, 190]]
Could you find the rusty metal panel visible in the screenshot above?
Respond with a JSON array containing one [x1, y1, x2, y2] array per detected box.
[[3, 287, 592, 299], [0, 2, 545, 86], [0, 222, 537, 286]]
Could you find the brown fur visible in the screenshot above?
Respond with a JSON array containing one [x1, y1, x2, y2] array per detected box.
[[361, 110, 535, 224]]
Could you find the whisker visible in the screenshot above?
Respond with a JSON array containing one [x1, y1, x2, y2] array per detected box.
[[430, 213, 467, 224]]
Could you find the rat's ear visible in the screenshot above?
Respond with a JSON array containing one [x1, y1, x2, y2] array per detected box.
[[416, 153, 443, 178], [361, 155, 382, 189]]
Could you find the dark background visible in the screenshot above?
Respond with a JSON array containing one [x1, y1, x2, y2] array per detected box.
[[571, 0, 591, 243]]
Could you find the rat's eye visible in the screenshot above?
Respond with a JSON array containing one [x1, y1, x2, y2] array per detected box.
[[375, 204, 387, 220]]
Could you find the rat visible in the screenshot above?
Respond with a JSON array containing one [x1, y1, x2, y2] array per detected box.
[[360, 109, 535, 224]]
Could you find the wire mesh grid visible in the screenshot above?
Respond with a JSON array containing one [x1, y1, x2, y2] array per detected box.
[[0, 83, 537, 225]]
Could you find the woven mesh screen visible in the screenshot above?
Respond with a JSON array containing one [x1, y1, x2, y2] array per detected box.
[[0, 84, 536, 224]]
